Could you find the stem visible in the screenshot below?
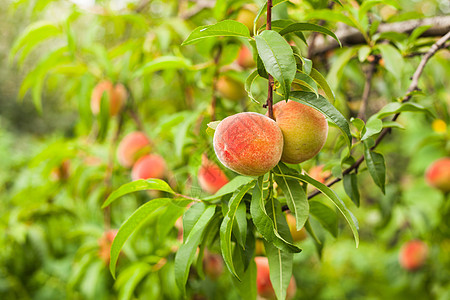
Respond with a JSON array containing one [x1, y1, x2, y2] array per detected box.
[[264, 0, 274, 119]]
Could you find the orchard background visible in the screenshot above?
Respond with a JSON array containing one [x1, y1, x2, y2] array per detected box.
[[1, 0, 450, 299]]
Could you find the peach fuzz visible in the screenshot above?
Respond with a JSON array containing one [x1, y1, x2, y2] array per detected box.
[[117, 131, 151, 168], [216, 76, 246, 101], [91, 80, 127, 116], [237, 45, 255, 69], [213, 112, 283, 176], [255, 256, 296, 299], [131, 154, 167, 181], [399, 240, 428, 271], [198, 155, 229, 194], [425, 157, 450, 193], [286, 213, 307, 242], [271, 100, 328, 164]]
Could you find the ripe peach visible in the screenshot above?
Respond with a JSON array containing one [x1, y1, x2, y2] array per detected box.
[[131, 154, 167, 181], [198, 155, 229, 194], [213, 112, 284, 176], [425, 158, 450, 192], [399, 240, 428, 271], [237, 45, 255, 69], [286, 213, 307, 242], [271, 100, 328, 164], [98, 229, 118, 264], [90, 80, 127, 116], [308, 165, 331, 184], [117, 131, 151, 168], [216, 76, 246, 101], [203, 251, 224, 280], [255, 256, 296, 299]]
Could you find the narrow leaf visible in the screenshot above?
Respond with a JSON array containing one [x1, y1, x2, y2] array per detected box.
[[310, 68, 335, 102], [343, 173, 360, 207], [182, 20, 251, 45], [310, 201, 338, 237], [203, 176, 255, 201], [363, 142, 386, 194], [279, 22, 341, 46]]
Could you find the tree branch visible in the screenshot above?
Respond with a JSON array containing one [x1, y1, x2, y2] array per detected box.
[[303, 31, 450, 202], [357, 57, 378, 121], [312, 16, 450, 55], [263, 0, 274, 120]]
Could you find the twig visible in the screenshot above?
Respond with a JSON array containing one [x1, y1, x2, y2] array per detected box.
[[263, 0, 274, 120], [357, 57, 378, 121], [311, 16, 450, 55], [296, 31, 450, 204]]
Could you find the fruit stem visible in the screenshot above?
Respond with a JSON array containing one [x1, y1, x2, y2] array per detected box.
[[264, 0, 275, 120]]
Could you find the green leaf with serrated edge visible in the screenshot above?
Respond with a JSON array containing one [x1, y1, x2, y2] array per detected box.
[[279, 23, 341, 46], [378, 44, 404, 79], [293, 72, 319, 97], [274, 164, 309, 230], [109, 198, 173, 278], [182, 20, 250, 46], [363, 141, 386, 194], [263, 198, 295, 300], [102, 179, 175, 208], [310, 68, 335, 103], [255, 30, 296, 100], [232, 248, 257, 300], [310, 201, 338, 237], [272, 165, 359, 247], [245, 70, 261, 103], [253, 0, 289, 34], [183, 202, 207, 240], [133, 56, 191, 78], [250, 177, 302, 253], [233, 202, 248, 248], [372, 102, 434, 120], [220, 182, 255, 278], [203, 176, 255, 200], [175, 205, 215, 295], [361, 117, 382, 141], [343, 173, 360, 207], [290, 91, 352, 150]]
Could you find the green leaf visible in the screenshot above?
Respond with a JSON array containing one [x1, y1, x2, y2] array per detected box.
[[232, 250, 257, 300], [182, 20, 251, 45], [290, 91, 352, 150], [358, 45, 371, 62], [363, 141, 386, 194], [250, 177, 301, 253], [272, 165, 359, 247], [408, 25, 432, 44], [109, 198, 173, 278], [293, 72, 319, 97], [203, 176, 256, 201], [263, 201, 294, 300], [279, 23, 341, 46], [372, 102, 434, 120], [310, 68, 335, 103], [274, 164, 309, 230], [133, 56, 191, 78], [116, 263, 152, 300], [306, 10, 357, 28], [361, 117, 383, 141], [220, 182, 255, 278], [253, 0, 289, 33], [175, 205, 215, 294], [269, 20, 307, 44], [102, 179, 175, 208], [245, 70, 261, 103], [298, 56, 312, 75], [377, 44, 404, 79], [326, 47, 357, 89], [233, 202, 248, 248], [183, 202, 208, 240], [255, 30, 296, 100], [310, 201, 338, 237], [343, 173, 360, 207]]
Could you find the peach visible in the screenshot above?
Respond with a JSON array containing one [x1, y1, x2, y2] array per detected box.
[[271, 100, 328, 164], [98, 229, 118, 264], [198, 155, 229, 194], [237, 45, 255, 69], [425, 157, 450, 192], [255, 256, 296, 300], [213, 112, 284, 176], [203, 251, 224, 280], [117, 131, 151, 168], [286, 213, 307, 242], [91, 80, 127, 116], [399, 240, 428, 271], [308, 165, 331, 184], [216, 76, 246, 101], [131, 154, 167, 181]]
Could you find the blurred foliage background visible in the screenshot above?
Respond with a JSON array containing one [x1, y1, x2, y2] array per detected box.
[[0, 0, 449, 299]]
